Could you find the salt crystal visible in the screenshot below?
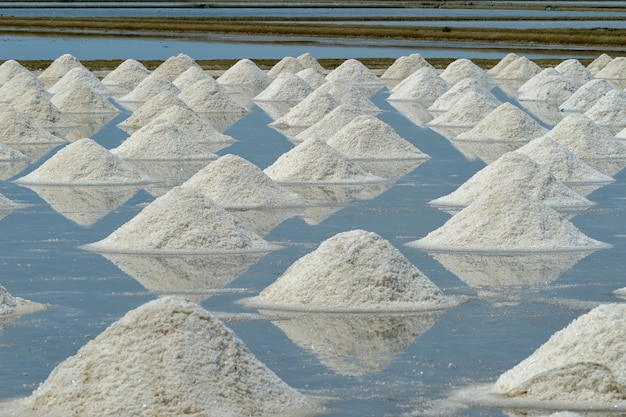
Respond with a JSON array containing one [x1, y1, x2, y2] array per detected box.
[[325, 58, 384, 85], [387, 67, 450, 104], [118, 72, 180, 103], [584, 89, 626, 133], [295, 67, 327, 89], [118, 90, 188, 129], [216, 58, 272, 94], [38, 54, 86, 84], [0, 103, 66, 145], [296, 52, 327, 74], [254, 72, 313, 102], [267, 56, 306, 78], [427, 90, 501, 128], [587, 53, 613, 76], [595, 56, 626, 80], [294, 104, 365, 142], [179, 79, 247, 115], [48, 66, 110, 98], [554, 59, 595, 89], [439, 58, 494, 89], [517, 68, 578, 102], [381, 53, 434, 81], [101, 59, 151, 93], [153, 53, 200, 81], [558, 79, 615, 113], [492, 56, 542, 81]]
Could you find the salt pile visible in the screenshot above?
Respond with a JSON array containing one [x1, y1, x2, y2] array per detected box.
[[11, 89, 77, 132], [325, 58, 384, 86], [381, 53, 434, 82], [254, 72, 313, 102], [153, 53, 200, 81], [296, 67, 327, 90], [267, 56, 306, 78], [326, 114, 430, 160], [181, 154, 308, 209], [427, 90, 501, 128], [408, 183, 609, 252], [118, 72, 180, 104], [21, 297, 315, 416], [587, 53, 613, 75], [50, 83, 120, 114], [0, 103, 66, 145], [315, 80, 382, 113], [83, 187, 279, 254], [178, 79, 247, 115], [270, 90, 339, 129], [101, 58, 151, 93], [111, 119, 219, 160], [48, 66, 110, 98], [493, 56, 542, 81], [427, 78, 493, 112], [486, 53, 519, 77], [264, 138, 384, 184], [245, 230, 455, 312], [554, 58, 595, 88], [117, 90, 188, 129], [595, 56, 626, 80], [558, 79, 615, 113], [172, 65, 214, 90], [455, 102, 548, 142], [38, 53, 86, 84], [387, 67, 450, 104], [439, 58, 494, 89], [296, 52, 327, 74], [156, 104, 236, 144], [493, 303, 626, 404], [428, 152, 593, 212], [584, 89, 626, 133], [0, 71, 50, 103], [294, 104, 364, 142], [0, 284, 46, 317], [517, 68, 579, 102], [216, 58, 272, 94], [15, 138, 148, 185], [0, 59, 32, 85]]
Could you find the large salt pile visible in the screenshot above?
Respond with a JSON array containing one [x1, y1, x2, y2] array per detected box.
[[554, 59, 595, 89], [325, 58, 384, 86], [11, 89, 77, 133], [38, 53, 86, 85], [595, 56, 626, 81], [118, 72, 180, 104], [296, 67, 327, 90], [19, 297, 316, 416], [15, 138, 149, 185], [455, 102, 548, 142], [584, 89, 626, 134], [517, 68, 578, 102], [83, 187, 279, 254], [408, 183, 609, 252], [172, 65, 214, 90], [216, 58, 272, 95], [439, 58, 494, 89], [181, 154, 308, 209], [387, 67, 450, 104], [267, 56, 306, 78], [587, 53, 613, 75], [315, 80, 382, 113], [493, 303, 626, 404], [492, 56, 542, 81], [294, 104, 364, 142], [296, 52, 327, 74], [244, 230, 456, 312], [486, 53, 519, 77], [381, 53, 434, 83], [428, 152, 593, 213], [153, 53, 201, 81], [50, 83, 119, 114], [427, 78, 493, 112], [101, 58, 151, 94], [178, 78, 247, 115], [156, 104, 236, 145], [111, 119, 218, 161], [269, 90, 339, 131], [0, 59, 32, 85], [117, 90, 188, 130], [264, 138, 384, 184], [426, 90, 501, 128], [0, 71, 50, 103], [558, 79, 615, 113], [254, 72, 313, 102], [48, 66, 110, 98], [0, 103, 66, 146]]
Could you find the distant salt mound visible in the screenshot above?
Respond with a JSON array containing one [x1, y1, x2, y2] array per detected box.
[[296, 52, 327, 74], [493, 56, 542, 81], [118, 90, 188, 129], [267, 56, 306, 78], [494, 303, 626, 404], [270, 90, 339, 129], [428, 78, 491, 112], [264, 138, 384, 184], [84, 187, 279, 254], [294, 104, 364, 142], [15, 138, 148, 185], [381, 53, 434, 81], [487, 53, 519, 77], [247, 230, 454, 312], [11, 89, 77, 131], [181, 154, 308, 209], [554, 59, 595, 89], [456, 102, 548, 142], [429, 152, 593, 212], [558, 79, 615, 113], [440, 58, 494, 89], [325, 58, 384, 86], [315, 80, 382, 113], [23, 297, 315, 416], [584, 89, 626, 133], [38, 54, 86, 84], [50, 83, 120, 114], [296, 67, 327, 89], [517, 68, 579, 102], [179, 78, 247, 115], [387, 67, 450, 104], [595, 56, 626, 80], [111, 119, 218, 160], [101, 59, 151, 93], [118, 72, 180, 103], [172, 65, 215, 91], [217, 58, 272, 94], [587, 53, 613, 75], [409, 183, 609, 252], [153, 53, 201, 81], [254, 72, 313, 102], [427, 90, 501, 128], [0, 103, 66, 145], [326, 114, 430, 160], [0, 71, 50, 103], [0, 59, 33, 85], [48, 66, 110, 98], [156, 104, 236, 144]]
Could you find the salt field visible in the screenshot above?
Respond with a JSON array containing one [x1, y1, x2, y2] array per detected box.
[[0, 51, 626, 416]]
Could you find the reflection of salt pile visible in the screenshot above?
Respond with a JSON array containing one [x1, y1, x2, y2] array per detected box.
[[118, 72, 180, 104], [554, 59, 595, 89], [101, 58, 150, 95], [584, 89, 626, 134], [325, 58, 384, 86], [179, 78, 247, 115], [558, 79, 615, 113], [22, 297, 315, 416], [267, 56, 305, 78], [11, 89, 77, 134], [408, 184, 609, 252], [493, 303, 626, 404], [387, 67, 450, 104], [118, 90, 187, 130], [83, 187, 279, 254], [156, 104, 236, 146], [48, 66, 110, 98], [517, 68, 577, 103], [294, 104, 364, 143], [216, 58, 272, 95], [15, 138, 149, 185], [254, 72, 313, 102], [427, 90, 501, 128], [153, 53, 200, 81], [38, 53, 86, 85], [439, 58, 494, 89], [246, 230, 455, 312]]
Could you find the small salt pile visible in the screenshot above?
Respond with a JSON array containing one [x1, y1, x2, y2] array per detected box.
[[517, 68, 579, 102], [172, 65, 214, 90], [153, 53, 201, 81], [325, 58, 384, 86], [156, 104, 236, 144], [254, 72, 313, 102], [111, 119, 218, 161], [554, 58, 595, 89], [429, 152, 593, 212], [83, 187, 279, 254], [0, 103, 66, 145], [587, 53, 613, 76], [486, 53, 519, 77], [246, 230, 454, 312], [178, 78, 247, 115], [101, 58, 151, 94], [23, 297, 315, 416], [296, 67, 327, 89], [427, 90, 501, 128], [558, 79, 615, 113], [0, 59, 33, 85], [381, 53, 434, 81], [216, 58, 272, 94], [48, 66, 110, 98], [492, 56, 542, 81], [584, 89, 626, 134], [0, 71, 50, 103], [493, 303, 626, 403], [267, 56, 306, 78], [15, 138, 148, 185], [296, 52, 327, 74], [326, 114, 430, 161], [50, 83, 120, 114], [409, 183, 609, 252], [315, 80, 382, 113], [117, 90, 188, 129], [181, 154, 308, 209], [294, 104, 364, 142], [38, 53, 86, 84], [11, 89, 77, 132], [428, 78, 492, 112], [439, 58, 494, 89], [264, 138, 384, 184], [269, 90, 339, 129], [387, 67, 450, 104], [595, 56, 626, 80], [118, 72, 180, 104]]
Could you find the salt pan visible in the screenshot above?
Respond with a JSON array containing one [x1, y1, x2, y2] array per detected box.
[[584, 89, 626, 133], [216, 58, 272, 94], [178, 79, 247, 115], [325, 58, 383, 86], [267, 56, 306, 78], [254, 72, 313, 102], [517, 68, 578, 103], [439, 58, 494, 89], [554, 59, 595, 89], [387, 67, 450, 104], [153, 53, 201, 81], [294, 104, 364, 142], [101, 59, 150, 93], [118, 72, 180, 103], [558, 79, 615, 113], [427, 90, 501, 128], [0, 103, 66, 145]]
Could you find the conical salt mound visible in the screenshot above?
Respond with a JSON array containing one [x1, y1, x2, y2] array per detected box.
[[325, 58, 383, 86], [326, 114, 430, 160], [48, 66, 110, 98], [111, 119, 218, 160], [294, 104, 364, 142], [595, 56, 626, 80], [118, 72, 180, 103], [587, 53, 613, 75], [11, 89, 78, 132], [179, 79, 247, 115], [83, 187, 279, 254], [387, 67, 450, 104], [558, 79, 615, 113], [382, 53, 434, 81], [24, 297, 315, 416], [153, 53, 201, 81], [297, 52, 327, 74], [157, 104, 236, 144], [172, 65, 214, 90], [296, 68, 326, 90], [216, 58, 272, 94], [50, 84, 120, 114], [0, 103, 66, 145], [554, 59, 595, 89], [517, 68, 578, 102], [0, 71, 50, 103], [494, 303, 626, 403], [270, 90, 339, 129], [584, 89, 626, 133], [455, 102, 548, 142], [428, 78, 491, 112], [315, 80, 382, 113], [439, 58, 494, 89], [492, 56, 542, 81], [181, 154, 308, 209], [264, 138, 384, 184], [267, 56, 306, 79], [101, 58, 151, 93], [38, 54, 86, 84], [427, 90, 501, 128], [429, 152, 593, 212], [487, 53, 519, 77], [254, 72, 313, 102], [409, 183, 609, 252], [118, 90, 188, 129], [15, 138, 148, 185], [0, 59, 33, 85], [247, 230, 454, 312]]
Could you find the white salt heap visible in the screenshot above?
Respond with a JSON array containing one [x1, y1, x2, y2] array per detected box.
[[517, 68, 578, 102], [455, 102, 548, 142], [0, 71, 50, 103], [494, 303, 626, 403], [0, 59, 32, 85], [409, 183, 609, 252], [118, 90, 188, 129], [254, 72, 313, 102], [381, 53, 434, 81], [595, 56, 626, 80], [294, 104, 364, 142], [296, 52, 327, 74], [587, 53, 613, 75], [15, 138, 148, 185], [153, 53, 200, 81], [554, 59, 595, 89], [325, 58, 384, 86], [216, 58, 272, 94], [172, 65, 215, 91], [492, 56, 542, 81], [584, 89, 626, 133], [11, 89, 77, 132], [264, 138, 384, 184], [248, 230, 454, 312], [101, 59, 151, 93], [50, 83, 119, 114], [118, 72, 180, 103], [558, 79, 615, 113], [387, 67, 450, 104], [38, 53, 86, 84], [270, 90, 339, 129], [181, 154, 308, 209], [84, 187, 278, 254], [0, 103, 66, 145], [156, 104, 236, 144], [295, 67, 327, 89], [486, 53, 519, 77], [439, 58, 494, 89], [22, 296, 315, 417], [315, 80, 382, 113], [179, 78, 247, 115], [111, 119, 218, 160], [428, 78, 492, 112], [429, 152, 593, 212], [427, 90, 501, 128], [48, 66, 110, 98], [267, 56, 305, 78]]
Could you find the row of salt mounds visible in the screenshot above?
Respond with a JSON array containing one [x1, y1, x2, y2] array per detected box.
[[387, 66, 451, 105], [101, 58, 151, 95], [407, 183, 610, 252], [558, 78, 615, 113], [0, 103, 66, 147], [264, 138, 385, 184], [517, 68, 578, 103], [440, 58, 495, 90], [584, 89, 626, 134], [293, 104, 364, 143], [0, 284, 47, 317], [16, 297, 317, 417], [14, 138, 150, 185], [428, 152, 593, 214], [243, 230, 458, 312], [83, 187, 281, 254], [492, 303, 626, 406], [380, 53, 434, 83], [181, 154, 308, 209]]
